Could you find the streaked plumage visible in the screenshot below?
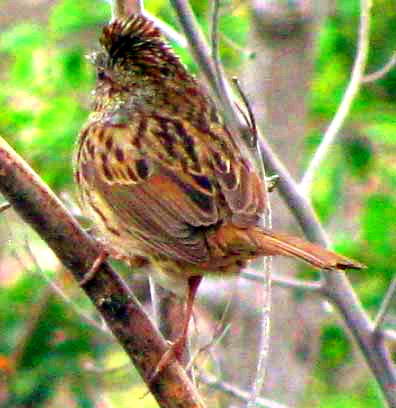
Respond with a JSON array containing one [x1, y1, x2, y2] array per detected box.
[[75, 14, 363, 309]]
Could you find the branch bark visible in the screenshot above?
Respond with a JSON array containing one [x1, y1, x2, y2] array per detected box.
[[0, 136, 206, 408], [111, 0, 143, 19]]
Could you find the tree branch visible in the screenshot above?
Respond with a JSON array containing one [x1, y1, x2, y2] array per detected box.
[[0, 136, 206, 408], [362, 51, 396, 83], [300, 0, 372, 193], [374, 274, 396, 332], [241, 270, 323, 293], [111, 0, 143, 19], [199, 371, 290, 408]]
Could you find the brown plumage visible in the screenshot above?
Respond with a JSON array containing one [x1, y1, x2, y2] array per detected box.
[[74, 14, 364, 368]]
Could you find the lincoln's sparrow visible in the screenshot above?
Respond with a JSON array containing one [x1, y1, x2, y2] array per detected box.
[[74, 14, 364, 367]]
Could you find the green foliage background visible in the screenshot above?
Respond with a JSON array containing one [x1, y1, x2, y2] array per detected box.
[[0, 0, 395, 406]]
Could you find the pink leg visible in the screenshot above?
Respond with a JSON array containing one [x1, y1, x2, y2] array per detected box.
[[149, 275, 203, 382]]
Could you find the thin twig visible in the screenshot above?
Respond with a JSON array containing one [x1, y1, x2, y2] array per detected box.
[[23, 237, 111, 337], [300, 0, 372, 194], [111, 1, 188, 46], [362, 51, 396, 83], [111, 0, 143, 20], [232, 76, 257, 145], [187, 295, 233, 373], [144, 11, 188, 47], [241, 270, 323, 292], [185, 323, 231, 373], [210, 0, 238, 145], [199, 371, 291, 408], [210, 0, 223, 94], [221, 32, 254, 57], [374, 274, 396, 332]]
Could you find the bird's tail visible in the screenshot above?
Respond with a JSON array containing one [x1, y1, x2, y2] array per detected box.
[[210, 223, 365, 271]]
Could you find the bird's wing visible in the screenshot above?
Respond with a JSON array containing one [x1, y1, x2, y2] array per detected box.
[[75, 112, 265, 263]]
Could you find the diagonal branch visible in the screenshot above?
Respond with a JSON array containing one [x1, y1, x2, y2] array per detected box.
[[374, 274, 396, 332], [199, 371, 290, 408], [0, 136, 206, 408], [362, 51, 396, 83]]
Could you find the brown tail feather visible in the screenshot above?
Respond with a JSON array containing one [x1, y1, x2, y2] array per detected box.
[[212, 223, 365, 271]]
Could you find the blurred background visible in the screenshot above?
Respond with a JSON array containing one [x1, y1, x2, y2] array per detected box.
[[0, 0, 395, 407]]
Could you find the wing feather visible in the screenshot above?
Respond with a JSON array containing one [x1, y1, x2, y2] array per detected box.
[[77, 109, 265, 263]]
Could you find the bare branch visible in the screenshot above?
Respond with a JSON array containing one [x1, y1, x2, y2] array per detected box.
[[23, 237, 111, 337], [144, 11, 188, 47], [241, 270, 323, 292], [363, 51, 396, 83], [199, 371, 290, 408], [232, 76, 257, 145], [374, 274, 396, 332], [300, 0, 372, 194], [0, 136, 206, 408], [210, 0, 224, 99], [322, 271, 396, 407], [111, 0, 143, 20]]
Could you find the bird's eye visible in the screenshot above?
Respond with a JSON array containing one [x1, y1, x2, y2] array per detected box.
[[97, 70, 106, 80]]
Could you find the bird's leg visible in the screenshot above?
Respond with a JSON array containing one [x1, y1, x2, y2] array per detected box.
[[149, 275, 202, 382], [175, 275, 202, 360]]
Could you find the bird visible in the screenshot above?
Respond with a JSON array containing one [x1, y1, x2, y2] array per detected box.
[[74, 13, 364, 374]]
